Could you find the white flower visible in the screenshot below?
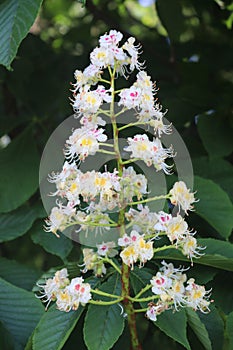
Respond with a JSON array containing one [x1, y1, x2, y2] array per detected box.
[[166, 215, 188, 243], [73, 65, 102, 92], [124, 134, 174, 172], [118, 230, 141, 247], [48, 161, 77, 185], [118, 86, 141, 109], [97, 241, 118, 257], [154, 211, 172, 231], [56, 289, 73, 312], [185, 279, 211, 313], [99, 30, 123, 47], [146, 302, 167, 321], [169, 181, 197, 213], [95, 85, 112, 103], [180, 235, 205, 262], [146, 305, 158, 321], [90, 47, 114, 68], [73, 88, 103, 115], [136, 237, 154, 266], [150, 272, 172, 295], [64, 126, 107, 161], [44, 203, 76, 236], [123, 37, 143, 71], [37, 268, 70, 308], [120, 245, 138, 268], [67, 277, 92, 306], [119, 230, 153, 268], [124, 134, 151, 162]]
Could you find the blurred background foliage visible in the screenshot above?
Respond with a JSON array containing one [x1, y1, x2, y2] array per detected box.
[[0, 0, 233, 349]]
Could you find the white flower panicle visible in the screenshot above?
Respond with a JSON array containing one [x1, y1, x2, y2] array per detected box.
[[42, 30, 211, 321]]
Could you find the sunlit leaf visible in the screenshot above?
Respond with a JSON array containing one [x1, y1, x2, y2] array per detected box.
[[0, 0, 43, 69]]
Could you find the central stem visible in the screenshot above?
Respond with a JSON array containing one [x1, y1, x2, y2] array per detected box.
[[109, 66, 142, 350]]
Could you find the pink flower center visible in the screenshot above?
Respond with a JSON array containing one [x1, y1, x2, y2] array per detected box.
[[75, 284, 81, 291]]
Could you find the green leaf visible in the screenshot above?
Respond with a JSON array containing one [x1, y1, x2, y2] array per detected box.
[[0, 322, 15, 350], [0, 277, 43, 350], [77, 0, 86, 6], [226, 311, 233, 349], [192, 157, 233, 200], [0, 257, 41, 290], [84, 273, 124, 350], [194, 176, 233, 238], [0, 128, 40, 213], [33, 304, 84, 350], [30, 220, 73, 260], [156, 0, 185, 41], [0, 204, 40, 242], [197, 113, 233, 158], [130, 267, 154, 307], [0, 0, 43, 69], [186, 308, 212, 350], [156, 309, 191, 350], [199, 307, 224, 350], [154, 238, 233, 271]]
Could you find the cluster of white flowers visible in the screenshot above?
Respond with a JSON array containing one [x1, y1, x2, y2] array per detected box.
[[146, 261, 211, 321], [124, 134, 174, 173], [37, 268, 92, 312], [118, 230, 154, 268]]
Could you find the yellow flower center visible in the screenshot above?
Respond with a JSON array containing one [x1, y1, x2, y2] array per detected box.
[[95, 177, 107, 187], [70, 183, 78, 193], [123, 246, 136, 257], [137, 142, 148, 151], [86, 95, 97, 105], [81, 138, 93, 147], [97, 51, 106, 59]]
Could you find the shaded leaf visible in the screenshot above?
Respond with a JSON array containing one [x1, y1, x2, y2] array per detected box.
[[186, 308, 212, 350], [156, 0, 185, 41], [0, 277, 43, 350], [197, 113, 233, 158], [225, 311, 233, 350], [192, 157, 233, 200], [199, 307, 224, 350], [0, 128, 40, 213], [0, 0, 43, 69], [0, 257, 41, 290], [194, 176, 233, 238], [31, 220, 73, 261], [33, 304, 84, 350], [156, 309, 191, 350], [0, 204, 40, 242], [84, 273, 124, 350]]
